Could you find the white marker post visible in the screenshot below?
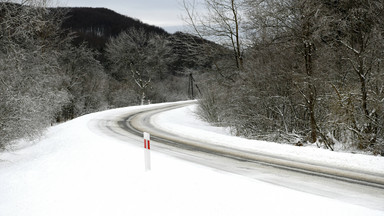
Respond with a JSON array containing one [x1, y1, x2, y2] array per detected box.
[[143, 132, 151, 171]]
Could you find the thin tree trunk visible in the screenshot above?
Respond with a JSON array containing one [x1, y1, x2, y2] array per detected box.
[[304, 40, 317, 143], [231, 0, 242, 70]]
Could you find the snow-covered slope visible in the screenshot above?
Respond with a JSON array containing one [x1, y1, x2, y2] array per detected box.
[[0, 102, 383, 216], [152, 104, 384, 175]]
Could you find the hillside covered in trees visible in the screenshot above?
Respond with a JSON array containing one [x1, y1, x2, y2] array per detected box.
[[55, 7, 211, 74], [184, 0, 384, 155], [2, 0, 383, 156], [0, 1, 212, 149], [56, 7, 169, 51]]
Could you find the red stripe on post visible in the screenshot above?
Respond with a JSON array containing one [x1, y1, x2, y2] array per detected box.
[[143, 132, 151, 150]]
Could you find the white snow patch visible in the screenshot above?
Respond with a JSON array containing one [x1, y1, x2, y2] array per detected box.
[[152, 104, 384, 175], [0, 102, 383, 216]]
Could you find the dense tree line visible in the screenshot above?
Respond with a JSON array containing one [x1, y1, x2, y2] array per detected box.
[[57, 7, 210, 73], [186, 0, 384, 155], [0, 1, 71, 146], [0, 1, 206, 149], [5, 0, 382, 156]]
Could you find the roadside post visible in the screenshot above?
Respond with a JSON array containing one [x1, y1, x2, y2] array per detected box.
[[144, 132, 151, 171]]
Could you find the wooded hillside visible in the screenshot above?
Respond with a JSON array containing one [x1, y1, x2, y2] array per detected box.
[[55, 7, 169, 51], [185, 0, 384, 155], [0, 2, 213, 148]]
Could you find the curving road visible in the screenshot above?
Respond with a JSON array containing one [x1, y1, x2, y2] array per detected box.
[[98, 101, 384, 211]]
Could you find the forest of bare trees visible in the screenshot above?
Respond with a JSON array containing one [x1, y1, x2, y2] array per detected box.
[[1, 0, 383, 155], [0, 1, 71, 146], [186, 0, 384, 155], [0, 0, 191, 149]]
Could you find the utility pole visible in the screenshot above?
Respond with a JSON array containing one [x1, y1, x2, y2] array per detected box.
[[188, 73, 201, 99], [188, 73, 194, 99]]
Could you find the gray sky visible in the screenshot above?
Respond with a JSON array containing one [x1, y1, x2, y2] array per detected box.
[[58, 0, 186, 32]]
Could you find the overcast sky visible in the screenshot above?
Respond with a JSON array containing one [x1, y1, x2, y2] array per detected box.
[[58, 0, 187, 32]]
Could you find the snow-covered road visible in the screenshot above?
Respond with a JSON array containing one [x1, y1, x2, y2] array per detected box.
[[126, 101, 384, 210], [0, 101, 383, 216]]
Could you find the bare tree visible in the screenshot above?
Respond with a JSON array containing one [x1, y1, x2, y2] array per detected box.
[[323, 0, 384, 151], [106, 28, 171, 105], [240, 0, 328, 144], [183, 0, 245, 71], [0, 0, 71, 148], [58, 44, 108, 120]]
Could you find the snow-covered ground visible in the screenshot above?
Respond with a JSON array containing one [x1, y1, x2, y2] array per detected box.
[[0, 102, 383, 216], [152, 104, 384, 175]]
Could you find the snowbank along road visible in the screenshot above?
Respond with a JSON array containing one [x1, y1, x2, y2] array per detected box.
[[101, 101, 384, 211]]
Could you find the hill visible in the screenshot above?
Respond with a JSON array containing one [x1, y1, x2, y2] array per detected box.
[[54, 7, 169, 51], [55, 7, 214, 73]]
